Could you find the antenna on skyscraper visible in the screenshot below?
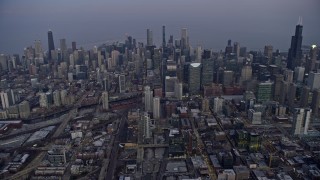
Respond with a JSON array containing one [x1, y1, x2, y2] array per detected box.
[[298, 16, 303, 25]]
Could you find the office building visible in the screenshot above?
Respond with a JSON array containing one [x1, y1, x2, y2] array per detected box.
[[306, 45, 318, 73], [142, 112, 151, 139], [60, 38, 68, 61], [213, 97, 224, 114], [188, 63, 201, 94], [47, 30, 55, 60], [256, 82, 273, 103], [174, 81, 183, 100], [181, 28, 189, 50], [287, 20, 303, 70], [284, 69, 294, 83], [153, 97, 160, 119], [0, 89, 16, 109], [248, 109, 262, 125], [162, 25, 166, 47], [144, 86, 153, 112], [201, 58, 214, 86], [18, 100, 30, 119], [311, 89, 320, 117], [34, 40, 43, 58], [300, 86, 310, 107], [72, 41, 77, 51], [53, 90, 61, 107], [47, 146, 67, 164], [264, 45, 273, 60], [147, 29, 153, 46], [308, 72, 320, 90], [240, 66, 252, 85], [0, 54, 8, 71], [39, 92, 48, 108], [294, 66, 305, 83], [223, 71, 234, 87], [287, 83, 297, 107], [273, 74, 284, 101], [119, 74, 126, 93], [101, 91, 109, 110], [292, 108, 312, 135]]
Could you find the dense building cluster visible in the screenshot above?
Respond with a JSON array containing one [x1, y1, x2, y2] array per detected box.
[[0, 21, 320, 180]]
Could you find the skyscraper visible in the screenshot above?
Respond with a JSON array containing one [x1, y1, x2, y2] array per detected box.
[[188, 63, 201, 94], [153, 97, 160, 119], [181, 28, 189, 50], [147, 29, 153, 46], [144, 86, 153, 112], [60, 38, 67, 61], [47, 30, 55, 60], [292, 108, 311, 135], [162, 25, 166, 47], [311, 89, 320, 117], [287, 19, 303, 70], [101, 91, 109, 110]]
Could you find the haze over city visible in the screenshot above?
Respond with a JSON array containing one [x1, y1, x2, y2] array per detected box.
[[0, 0, 319, 54]]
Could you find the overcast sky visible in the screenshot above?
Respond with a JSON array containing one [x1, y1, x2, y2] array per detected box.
[[0, 0, 319, 54]]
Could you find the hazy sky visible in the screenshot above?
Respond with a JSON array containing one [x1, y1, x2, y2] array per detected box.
[[0, 0, 319, 54]]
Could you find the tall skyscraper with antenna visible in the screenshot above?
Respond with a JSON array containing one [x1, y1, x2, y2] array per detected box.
[[287, 17, 303, 70], [47, 30, 55, 60]]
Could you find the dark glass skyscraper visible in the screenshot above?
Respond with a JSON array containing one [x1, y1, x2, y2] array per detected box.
[[47, 30, 55, 60], [287, 20, 303, 70], [162, 25, 166, 47]]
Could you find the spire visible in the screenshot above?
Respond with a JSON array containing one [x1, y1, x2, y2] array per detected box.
[[297, 16, 303, 25]]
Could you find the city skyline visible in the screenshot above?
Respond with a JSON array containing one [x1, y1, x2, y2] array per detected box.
[[0, 0, 319, 54]]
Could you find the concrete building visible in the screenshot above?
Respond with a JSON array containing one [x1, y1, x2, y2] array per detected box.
[[101, 91, 109, 111], [144, 86, 153, 112], [53, 90, 61, 107], [39, 92, 48, 108], [18, 101, 30, 119], [308, 72, 320, 90], [292, 108, 312, 135], [213, 97, 224, 114], [119, 74, 126, 93], [47, 146, 67, 165], [142, 112, 151, 139], [248, 109, 262, 125], [153, 97, 160, 119]]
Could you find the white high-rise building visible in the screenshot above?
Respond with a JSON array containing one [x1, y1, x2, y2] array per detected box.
[[153, 97, 160, 119], [213, 97, 224, 114], [101, 91, 109, 110], [144, 86, 153, 112], [292, 108, 312, 135]]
